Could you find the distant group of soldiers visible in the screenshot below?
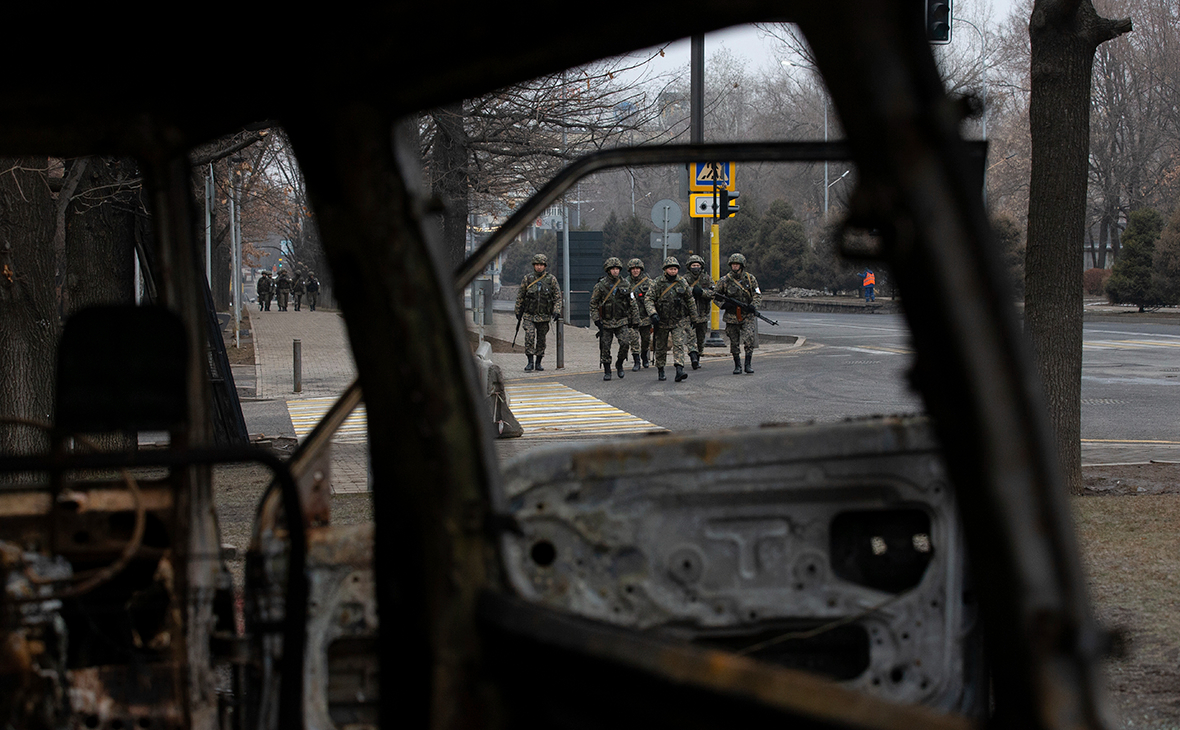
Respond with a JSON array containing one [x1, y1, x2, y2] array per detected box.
[[256, 269, 321, 312], [515, 252, 762, 382]]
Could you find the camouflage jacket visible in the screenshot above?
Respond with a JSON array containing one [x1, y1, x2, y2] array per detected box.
[[515, 271, 562, 322], [713, 270, 762, 324], [589, 275, 639, 329], [275, 276, 292, 292], [256, 277, 272, 295], [627, 273, 655, 325], [648, 274, 696, 327], [293, 277, 306, 295], [684, 269, 714, 323]]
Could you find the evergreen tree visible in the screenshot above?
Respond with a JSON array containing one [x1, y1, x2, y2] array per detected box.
[[1106, 208, 1164, 307]]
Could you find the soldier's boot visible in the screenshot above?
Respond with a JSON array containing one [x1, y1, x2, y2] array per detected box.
[[744, 352, 754, 374], [615, 356, 626, 379], [675, 364, 688, 382], [657, 367, 666, 382], [632, 354, 642, 372], [733, 354, 743, 375], [642, 353, 650, 369], [525, 355, 535, 372], [603, 363, 612, 381], [690, 352, 700, 370], [535, 356, 545, 371]]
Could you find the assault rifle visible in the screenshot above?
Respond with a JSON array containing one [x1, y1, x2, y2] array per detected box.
[[713, 292, 779, 327], [512, 314, 522, 347]]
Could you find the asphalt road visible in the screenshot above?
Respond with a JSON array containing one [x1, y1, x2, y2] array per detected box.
[[532, 311, 1180, 456]]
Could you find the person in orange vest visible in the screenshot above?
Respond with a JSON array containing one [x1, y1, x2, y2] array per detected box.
[[861, 269, 876, 302]]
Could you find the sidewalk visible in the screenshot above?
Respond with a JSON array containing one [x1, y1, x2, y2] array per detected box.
[[244, 307, 369, 493]]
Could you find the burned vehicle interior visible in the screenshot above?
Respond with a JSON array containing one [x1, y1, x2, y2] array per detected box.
[[0, 4, 1111, 730]]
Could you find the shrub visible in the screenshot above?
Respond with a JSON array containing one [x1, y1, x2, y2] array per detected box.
[[1083, 268, 1112, 296]]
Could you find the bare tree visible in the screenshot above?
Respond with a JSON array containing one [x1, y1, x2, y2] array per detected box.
[[1026, 0, 1131, 495], [421, 53, 672, 274]]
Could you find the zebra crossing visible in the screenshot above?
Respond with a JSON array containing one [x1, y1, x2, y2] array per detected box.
[[286, 382, 663, 442], [506, 381, 665, 438], [287, 397, 368, 443]]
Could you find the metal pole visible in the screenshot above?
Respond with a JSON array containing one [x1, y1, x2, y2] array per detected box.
[[706, 221, 725, 346], [690, 34, 704, 255], [556, 320, 564, 369], [205, 163, 213, 285], [662, 207, 669, 262], [293, 339, 302, 393]]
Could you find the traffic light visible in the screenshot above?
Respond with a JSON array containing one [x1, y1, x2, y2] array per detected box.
[[719, 189, 740, 218], [926, 0, 951, 44]]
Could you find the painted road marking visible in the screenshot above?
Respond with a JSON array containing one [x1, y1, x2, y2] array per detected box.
[[288, 397, 367, 443], [507, 382, 665, 438], [1084, 339, 1180, 350]]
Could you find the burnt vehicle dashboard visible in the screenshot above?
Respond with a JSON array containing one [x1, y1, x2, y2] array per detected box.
[[0, 4, 1110, 730]]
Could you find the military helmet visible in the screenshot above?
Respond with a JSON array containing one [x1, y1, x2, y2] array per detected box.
[[728, 253, 747, 267], [687, 254, 705, 267], [603, 256, 623, 272], [627, 258, 644, 271], [663, 256, 680, 269], [532, 253, 549, 266]]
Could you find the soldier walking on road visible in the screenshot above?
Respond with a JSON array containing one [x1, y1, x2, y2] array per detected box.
[[256, 271, 273, 311], [275, 270, 292, 311], [684, 254, 713, 370], [590, 257, 639, 381], [626, 258, 654, 371], [292, 272, 306, 311], [305, 272, 320, 311], [515, 253, 562, 372], [713, 253, 762, 374], [647, 256, 696, 382]]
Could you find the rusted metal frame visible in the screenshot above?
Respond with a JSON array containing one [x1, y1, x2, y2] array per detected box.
[[455, 141, 853, 290], [799, 3, 1105, 726], [283, 106, 499, 729], [479, 591, 976, 730], [0, 444, 308, 729]]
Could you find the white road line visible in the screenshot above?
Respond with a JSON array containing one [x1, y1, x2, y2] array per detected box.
[[507, 382, 665, 438]]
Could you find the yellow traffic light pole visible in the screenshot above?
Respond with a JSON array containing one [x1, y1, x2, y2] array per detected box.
[[710, 221, 721, 331]]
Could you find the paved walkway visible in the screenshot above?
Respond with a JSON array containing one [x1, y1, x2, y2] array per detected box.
[[245, 308, 368, 494]]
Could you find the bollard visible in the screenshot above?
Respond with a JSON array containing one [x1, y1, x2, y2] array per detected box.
[[293, 339, 302, 393]]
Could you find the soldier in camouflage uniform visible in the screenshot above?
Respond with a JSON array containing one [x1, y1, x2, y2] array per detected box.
[[646, 256, 696, 382], [305, 272, 320, 311], [625, 258, 654, 371], [275, 270, 292, 311], [292, 272, 306, 311], [712, 252, 762, 374], [514, 253, 562, 372], [683, 254, 714, 370], [589, 257, 639, 381], [256, 271, 273, 311]]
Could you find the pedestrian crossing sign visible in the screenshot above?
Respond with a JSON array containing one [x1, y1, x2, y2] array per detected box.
[[690, 162, 735, 191]]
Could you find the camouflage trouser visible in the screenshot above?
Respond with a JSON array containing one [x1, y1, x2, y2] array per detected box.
[[260, 294, 272, 311], [653, 321, 688, 367], [635, 324, 651, 360], [599, 326, 630, 364], [686, 320, 708, 354], [293, 293, 303, 310], [523, 319, 550, 356], [307, 292, 318, 311], [277, 291, 289, 310], [725, 318, 757, 354]]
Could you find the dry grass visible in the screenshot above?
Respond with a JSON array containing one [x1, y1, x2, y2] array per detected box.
[[1073, 493, 1180, 727]]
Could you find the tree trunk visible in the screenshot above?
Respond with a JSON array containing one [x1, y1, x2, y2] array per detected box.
[[1026, 0, 1131, 495], [430, 103, 470, 276], [63, 157, 139, 452], [0, 158, 59, 456]]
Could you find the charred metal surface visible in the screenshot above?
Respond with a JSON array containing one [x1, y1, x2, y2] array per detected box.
[[479, 591, 975, 730], [67, 665, 184, 730], [248, 523, 377, 730], [498, 418, 981, 713]]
